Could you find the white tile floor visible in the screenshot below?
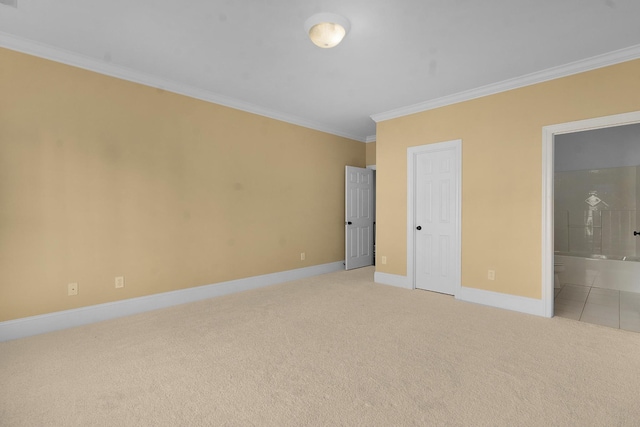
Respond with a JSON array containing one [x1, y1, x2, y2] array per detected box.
[[554, 283, 640, 332]]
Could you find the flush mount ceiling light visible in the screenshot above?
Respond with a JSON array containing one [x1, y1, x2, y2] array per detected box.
[[304, 13, 350, 48]]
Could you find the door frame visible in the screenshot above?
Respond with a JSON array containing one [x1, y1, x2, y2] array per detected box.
[[407, 139, 462, 292], [541, 110, 640, 318]]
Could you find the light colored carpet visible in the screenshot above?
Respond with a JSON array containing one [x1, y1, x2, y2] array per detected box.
[[2, 267, 640, 426]]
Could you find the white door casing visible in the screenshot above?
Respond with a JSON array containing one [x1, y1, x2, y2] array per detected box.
[[408, 140, 461, 294], [345, 166, 374, 270], [541, 111, 640, 318]]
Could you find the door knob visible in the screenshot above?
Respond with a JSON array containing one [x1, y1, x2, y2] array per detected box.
[[347, 221, 352, 225], [634, 231, 640, 236], [416, 226, 422, 230]]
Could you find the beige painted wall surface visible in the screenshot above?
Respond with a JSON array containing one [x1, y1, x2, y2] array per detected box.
[[377, 59, 640, 299], [0, 48, 365, 321], [366, 142, 377, 166]]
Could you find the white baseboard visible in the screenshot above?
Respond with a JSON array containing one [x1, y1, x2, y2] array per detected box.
[[0, 261, 344, 342], [455, 285, 545, 317], [375, 272, 546, 316], [374, 274, 545, 317], [374, 272, 412, 289]]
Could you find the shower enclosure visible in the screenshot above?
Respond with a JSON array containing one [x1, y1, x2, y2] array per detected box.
[[554, 164, 640, 292], [555, 165, 640, 259]]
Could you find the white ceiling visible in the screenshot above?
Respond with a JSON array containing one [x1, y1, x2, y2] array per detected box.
[[1, 0, 640, 141]]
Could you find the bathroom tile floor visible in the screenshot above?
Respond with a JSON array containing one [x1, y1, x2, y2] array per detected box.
[[554, 283, 640, 332]]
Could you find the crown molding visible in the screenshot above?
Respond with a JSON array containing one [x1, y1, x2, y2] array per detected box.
[[371, 43, 640, 123], [0, 31, 366, 142], [365, 135, 376, 143]]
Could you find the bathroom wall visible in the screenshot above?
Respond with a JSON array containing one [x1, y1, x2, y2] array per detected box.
[[554, 166, 637, 256], [555, 124, 640, 257], [555, 123, 640, 171]]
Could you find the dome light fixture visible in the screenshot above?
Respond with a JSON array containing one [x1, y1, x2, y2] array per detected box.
[[304, 13, 350, 48]]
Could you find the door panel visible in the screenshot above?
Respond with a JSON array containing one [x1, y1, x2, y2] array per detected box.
[[345, 166, 374, 270], [414, 146, 459, 294]]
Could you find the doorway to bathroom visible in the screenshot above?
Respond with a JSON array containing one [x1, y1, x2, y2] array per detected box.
[[542, 111, 640, 331]]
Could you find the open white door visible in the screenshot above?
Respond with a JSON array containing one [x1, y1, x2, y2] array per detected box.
[[345, 166, 374, 270]]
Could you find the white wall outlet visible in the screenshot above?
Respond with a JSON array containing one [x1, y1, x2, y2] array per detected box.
[[300, 252, 305, 261], [68, 282, 78, 296], [488, 270, 496, 280], [381, 256, 387, 265], [115, 276, 125, 289]]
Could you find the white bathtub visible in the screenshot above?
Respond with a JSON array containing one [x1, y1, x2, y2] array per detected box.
[[555, 253, 640, 293]]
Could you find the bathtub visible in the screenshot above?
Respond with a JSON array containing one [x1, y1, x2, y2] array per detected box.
[[555, 252, 640, 293]]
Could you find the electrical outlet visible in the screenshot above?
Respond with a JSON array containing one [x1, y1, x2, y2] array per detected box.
[[488, 270, 496, 280], [68, 282, 78, 296], [381, 256, 387, 265], [300, 252, 305, 261], [115, 276, 125, 289]]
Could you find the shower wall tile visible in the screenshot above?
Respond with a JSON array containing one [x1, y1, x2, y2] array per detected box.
[[555, 210, 568, 228], [601, 210, 636, 256], [555, 227, 569, 252], [567, 210, 591, 227], [568, 227, 601, 254], [554, 210, 569, 252], [555, 166, 638, 257], [601, 212, 611, 255], [555, 166, 636, 211]]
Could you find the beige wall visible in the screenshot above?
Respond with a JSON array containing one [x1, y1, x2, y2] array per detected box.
[[0, 48, 365, 321], [377, 59, 640, 299], [366, 141, 376, 166]]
